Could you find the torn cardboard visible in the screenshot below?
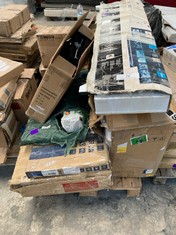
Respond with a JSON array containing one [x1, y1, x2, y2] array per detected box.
[[26, 12, 94, 123], [87, 0, 171, 114], [12, 69, 37, 124], [108, 113, 174, 177], [37, 26, 71, 67]]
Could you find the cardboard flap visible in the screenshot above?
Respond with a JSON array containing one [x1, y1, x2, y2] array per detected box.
[[51, 12, 89, 63], [20, 68, 35, 80]]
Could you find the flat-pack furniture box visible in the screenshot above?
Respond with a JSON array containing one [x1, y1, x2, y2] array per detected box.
[[0, 109, 18, 164], [10, 137, 112, 197], [0, 57, 23, 87], [4, 4, 30, 25], [87, 0, 172, 115], [26, 13, 94, 123], [108, 113, 174, 177], [36, 26, 71, 67], [12, 69, 37, 124]]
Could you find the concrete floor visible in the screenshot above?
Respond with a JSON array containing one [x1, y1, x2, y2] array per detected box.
[[0, 165, 176, 235]]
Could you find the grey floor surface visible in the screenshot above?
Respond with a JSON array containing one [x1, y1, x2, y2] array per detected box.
[[0, 165, 176, 235]]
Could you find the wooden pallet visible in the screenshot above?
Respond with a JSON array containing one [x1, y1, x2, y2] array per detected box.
[[153, 168, 176, 185], [80, 177, 142, 197]]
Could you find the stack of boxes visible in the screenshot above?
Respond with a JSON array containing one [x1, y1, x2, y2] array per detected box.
[[86, 0, 175, 178], [0, 4, 38, 68]]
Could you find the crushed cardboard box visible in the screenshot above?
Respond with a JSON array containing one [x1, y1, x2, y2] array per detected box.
[[26, 12, 94, 123], [9, 138, 112, 197], [87, 0, 172, 114], [162, 46, 176, 73], [0, 57, 23, 87], [107, 113, 174, 177], [12, 69, 37, 124], [37, 26, 71, 67]]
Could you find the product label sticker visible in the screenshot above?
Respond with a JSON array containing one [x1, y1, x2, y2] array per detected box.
[[143, 169, 153, 174], [130, 135, 148, 145], [63, 180, 99, 192], [41, 169, 60, 177], [63, 167, 80, 175], [117, 142, 127, 153]]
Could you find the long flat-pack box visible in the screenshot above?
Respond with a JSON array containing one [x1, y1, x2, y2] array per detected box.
[[4, 4, 30, 25], [37, 26, 71, 67], [0, 109, 18, 164], [108, 113, 174, 177], [9, 138, 112, 197], [0, 9, 22, 37], [26, 13, 94, 123], [0, 57, 23, 87], [12, 69, 37, 124], [87, 0, 172, 115]]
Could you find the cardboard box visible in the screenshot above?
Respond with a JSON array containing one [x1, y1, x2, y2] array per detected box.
[[0, 57, 23, 87], [0, 10, 21, 37], [109, 113, 174, 177], [159, 157, 176, 168], [0, 109, 18, 164], [0, 78, 17, 111], [9, 139, 112, 197], [162, 46, 176, 73], [87, 0, 172, 114], [0, 35, 38, 55], [4, 4, 30, 25], [39, 62, 47, 77], [26, 13, 94, 123], [12, 69, 37, 124], [37, 26, 71, 67], [24, 139, 110, 179]]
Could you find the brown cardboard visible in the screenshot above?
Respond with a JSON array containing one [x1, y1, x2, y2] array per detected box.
[[12, 69, 37, 124], [37, 26, 71, 67], [0, 35, 37, 55], [4, 5, 30, 24], [39, 62, 47, 77], [0, 10, 21, 37], [26, 12, 94, 123], [0, 109, 18, 164], [0, 57, 23, 87], [109, 113, 174, 177], [9, 142, 112, 197], [0, 78, 17, 111]]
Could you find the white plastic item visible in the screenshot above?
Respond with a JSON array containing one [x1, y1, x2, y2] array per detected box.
[[76, 3, 83, 19], [61, 111, 83, 133]]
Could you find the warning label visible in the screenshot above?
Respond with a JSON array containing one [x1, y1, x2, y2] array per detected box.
[[63, 180, 99, 192]]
